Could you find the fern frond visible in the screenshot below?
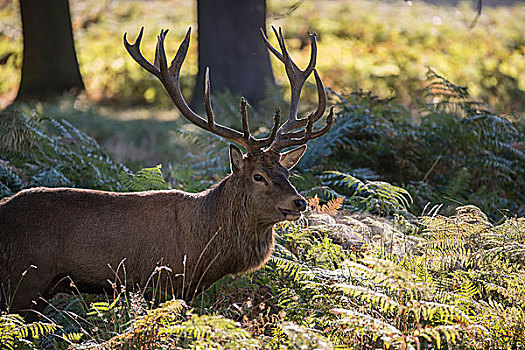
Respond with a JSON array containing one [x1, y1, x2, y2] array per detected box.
[[0, 110, 36, 155], [0, 313, 58, 350], [323, 170, 412, 214], [342, 258, 431, 301], [336, 283, 400, 314], [412, 323, 488, 349], [406, 300, 470, 324], [308, 194, 345, 215], [0, 161, 23, 198], [422, 68, 491, 118], [120, 165, 170, 191], [332, 308, 407, 348]]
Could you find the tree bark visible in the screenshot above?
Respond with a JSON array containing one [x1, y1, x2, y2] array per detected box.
[[16, 0, 84, 101], [191, 0, 275, 110]]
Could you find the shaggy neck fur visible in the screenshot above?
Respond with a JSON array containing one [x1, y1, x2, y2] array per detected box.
[[191, 173, 275, 283]]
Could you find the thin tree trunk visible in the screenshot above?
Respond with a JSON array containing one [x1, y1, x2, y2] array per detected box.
[[16, 0, 84, 101], [191, 0, 275, 110]]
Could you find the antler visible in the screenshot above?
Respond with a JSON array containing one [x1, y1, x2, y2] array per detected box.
[[260, 26, 334, 152], [123, 27, 281, 155]]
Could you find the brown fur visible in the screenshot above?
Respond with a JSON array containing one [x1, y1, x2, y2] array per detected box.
[[0, 147, 307, 313]]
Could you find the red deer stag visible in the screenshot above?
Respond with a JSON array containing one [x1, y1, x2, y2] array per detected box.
[[0, 27, 333, 313]]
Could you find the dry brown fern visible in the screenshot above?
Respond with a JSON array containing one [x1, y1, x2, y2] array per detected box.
[[308, 194, 345, 216]]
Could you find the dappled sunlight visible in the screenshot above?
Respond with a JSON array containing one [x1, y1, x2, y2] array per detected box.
[[1, 1, 524, 348]]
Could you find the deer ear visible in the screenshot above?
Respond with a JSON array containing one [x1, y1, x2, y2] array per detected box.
[[229, 144, 244, 172], [279, 145, 307, 170]]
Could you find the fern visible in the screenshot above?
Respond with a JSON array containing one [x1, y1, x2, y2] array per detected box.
[[422, 68, 490, 117], [405, 206, 525, 347], [0, 313, 58, 350], [0, 109, 127, 197], [322, 170, 412, 215], [442, 167, 472, 202], [120, 164, 170, 191], [165, 314, 258, 349], [106, 299, 259, 349], [0, 110, 37, 155], [169, 127, 230, 191], [0, 162, 23, 196], [308, 194, 345, 216], [330, 256, 488, 349], [296, 72, 525, 220]]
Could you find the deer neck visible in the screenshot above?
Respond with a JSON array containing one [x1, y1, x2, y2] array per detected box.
[[199, 174, 275, 274]]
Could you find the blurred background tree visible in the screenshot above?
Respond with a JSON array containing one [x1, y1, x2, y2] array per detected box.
[[191, 0, 275, 109], [16, 0, 84, 100]]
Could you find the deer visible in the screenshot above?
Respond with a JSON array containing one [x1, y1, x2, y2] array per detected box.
[[0, 26, 333, 315]]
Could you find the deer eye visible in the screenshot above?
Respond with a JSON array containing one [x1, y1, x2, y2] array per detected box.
[[253, 174, 265, 182]]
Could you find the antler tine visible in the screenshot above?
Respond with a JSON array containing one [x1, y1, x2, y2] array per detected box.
[[154, 29, 166, 71], [308, 69, 326, 123], [168, 28, 191, 78], [204, 67, 215, 128], [305, 29, 317, 73], [123, 27, 160, 78], [156, 29, 171, 77], [260, 28, 284, 63], [260, 26, 319, 135], [257, 108, 281, 149], [271, 106, 334, 151], [275, 27, 292, 67], [240, 98, 250, 140], [312, 105, 334, 138]]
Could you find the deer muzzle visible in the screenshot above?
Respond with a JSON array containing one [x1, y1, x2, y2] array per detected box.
[[279, 197, 308, 220]]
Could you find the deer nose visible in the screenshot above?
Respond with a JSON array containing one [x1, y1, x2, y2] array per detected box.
[[294, 199, 308, 212]]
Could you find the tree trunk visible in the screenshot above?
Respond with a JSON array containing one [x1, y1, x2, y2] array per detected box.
[[16, 0, 84, 101], [191, 0, 275, 110]]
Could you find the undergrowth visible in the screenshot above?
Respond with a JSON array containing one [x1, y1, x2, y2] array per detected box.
[[1, 71, 524, 348], [4, 202, 522, 349], [0, 109, 126, 198], [299, 69, 525, 220]]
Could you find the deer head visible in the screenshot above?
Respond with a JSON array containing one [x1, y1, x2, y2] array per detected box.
[[124, 26, 333, 222]]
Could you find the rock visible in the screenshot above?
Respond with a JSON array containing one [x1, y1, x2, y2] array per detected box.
[[306, 211, 422, 255], [322, 223, 363, 248], [307, 214, 336, 226]]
